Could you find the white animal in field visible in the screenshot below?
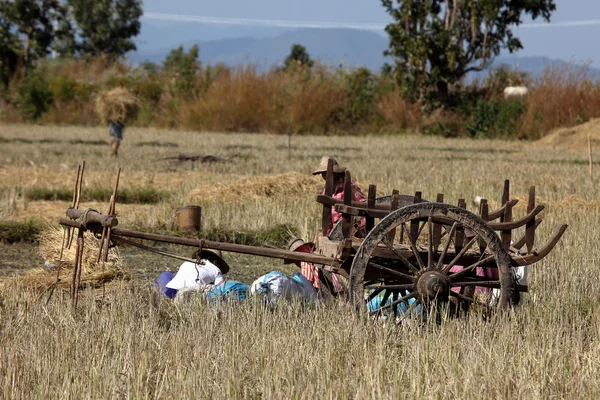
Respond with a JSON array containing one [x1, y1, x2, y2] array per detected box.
[[503, 86, 529, 98]]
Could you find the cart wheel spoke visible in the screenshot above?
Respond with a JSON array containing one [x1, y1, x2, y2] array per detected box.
[[416, 221, 427, 241], [435, 222, 458, 269], [402, 222, 426, 270], [442, 235, 479, 272], [451, 280, 502, 289], [366, 287, 384, 302], [369, 291, 416, 316], [370, 289, 393, 316], [381, 240, 419, 274], [392, 291, 399, 319], [374, 284, 415, 291], [395, 299, 422, 324], [427, 217, 434, 269], [449, 255, 495, 281], [368, 261, 415, 282], [450, 291, 490, 308]]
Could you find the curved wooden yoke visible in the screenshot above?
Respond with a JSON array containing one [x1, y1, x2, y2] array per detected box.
[[316, 167, 568, 268]]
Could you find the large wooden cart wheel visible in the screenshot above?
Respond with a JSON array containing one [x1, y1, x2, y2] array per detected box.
[[349, 203, 517, 320]]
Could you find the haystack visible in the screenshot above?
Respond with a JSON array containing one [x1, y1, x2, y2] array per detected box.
[[535, 118, 600, 152], [553, 195, 600, 209], [95, 87, 139, 124], [3, 227, 128, 292], [186, 171, 322, 204]]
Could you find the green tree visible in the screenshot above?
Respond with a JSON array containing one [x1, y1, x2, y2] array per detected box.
[[68, 0, 142, 58], [0, 2, 22, 87], [17, 68, 53, 120], [51, 3, 77, 57], [0, 0, 72, 87], [381, 0, 555, 105], [162, 44, 200, 97], [11, 1, 63, 65], [284, 44, 314, 69]]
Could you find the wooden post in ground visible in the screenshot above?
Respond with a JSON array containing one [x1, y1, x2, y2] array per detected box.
[[288, 131, 292, 163], [588, 134, 593, 183]]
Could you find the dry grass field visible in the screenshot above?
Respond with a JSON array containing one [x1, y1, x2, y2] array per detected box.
[[1, 124, 600, 398]]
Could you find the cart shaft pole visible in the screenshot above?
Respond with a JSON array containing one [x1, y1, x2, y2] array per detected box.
[[109, 228, 342, 267]]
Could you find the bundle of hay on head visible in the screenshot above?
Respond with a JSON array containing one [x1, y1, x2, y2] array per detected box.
[[3, 227, 129, 293], [94, 87, 140, 125]]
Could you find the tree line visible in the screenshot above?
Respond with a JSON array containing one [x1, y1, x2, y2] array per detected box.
[[0, 0, 142, 86], [1, 0, 557, 111]]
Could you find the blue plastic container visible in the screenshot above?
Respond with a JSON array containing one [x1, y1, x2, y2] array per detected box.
[[154, 271, 178, 299]]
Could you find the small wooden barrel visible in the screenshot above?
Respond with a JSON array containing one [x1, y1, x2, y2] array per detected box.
[[176, 206, 202, 232]]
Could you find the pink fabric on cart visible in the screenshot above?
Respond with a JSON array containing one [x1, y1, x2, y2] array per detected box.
[[448, 265, 499, 294]]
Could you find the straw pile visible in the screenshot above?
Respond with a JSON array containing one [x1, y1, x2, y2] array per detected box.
[[186, 171, 322, 203], [95, 87, 139, 124], [535, 118, 600, 152], [553, 195, 600, 209], [3, 228, 128, 292]]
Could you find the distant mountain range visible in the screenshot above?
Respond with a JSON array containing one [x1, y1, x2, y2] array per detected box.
[[132, 27, 390, 71], [131, 24, 600, 79]]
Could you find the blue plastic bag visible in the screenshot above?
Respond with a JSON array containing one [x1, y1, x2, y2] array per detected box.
[[205, 281, 249, 303], [366, 289, 419, 316], [154, 271, 178, 299]]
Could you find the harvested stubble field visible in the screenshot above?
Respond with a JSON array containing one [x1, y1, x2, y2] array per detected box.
[[1, 124, 600, 398]]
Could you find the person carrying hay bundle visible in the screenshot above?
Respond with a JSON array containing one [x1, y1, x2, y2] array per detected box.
[[108, 120, 125, 156], [95, 87, 139, 157]]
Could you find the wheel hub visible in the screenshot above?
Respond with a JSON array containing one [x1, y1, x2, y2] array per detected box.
[[416, 270, 450, 301]]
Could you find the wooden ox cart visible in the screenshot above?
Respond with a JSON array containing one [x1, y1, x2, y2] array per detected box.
[[58, 160, 567, 318]]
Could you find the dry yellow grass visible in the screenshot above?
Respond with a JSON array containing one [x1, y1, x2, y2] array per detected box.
[[6, 199, 157, 226], [2, 124, 600, 398], [186, 171, 321, 203], [552, 194, 600, 209]]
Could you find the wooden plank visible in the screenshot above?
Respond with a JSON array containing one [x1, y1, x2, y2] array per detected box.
[[510, 224, 568, 266], [331, 204, 544, 231], [410, 191, 421, 242], [385, 190, 400, 246], [513, 219, 542, 250], [455, 199, 466, 254], [478, 199, 488, 253], [59, 218, 85, 230], [487, 199, 519, 221], [502, 179, 510, 205], [525, 186, 536, 254], [341, 171, 353, 239], [501, 180, 512, 250], [315, 236, 344, 258], [109, 228, 344, 268], [321, 158, 334, 235], [366, 184, 376, 233], [66, 208, 118, 228], [318, 191, 513, 220], [316, 195, 397, 210], [432, 193, 443, 249]]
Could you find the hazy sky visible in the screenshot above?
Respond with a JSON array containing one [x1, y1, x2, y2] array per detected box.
[[142, 0, 600, 65], [143, 0, 598, 23]]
